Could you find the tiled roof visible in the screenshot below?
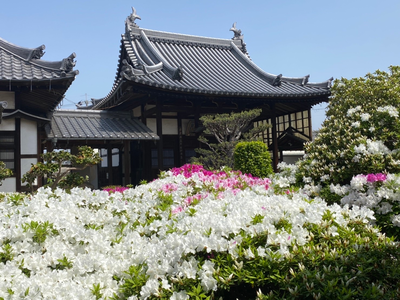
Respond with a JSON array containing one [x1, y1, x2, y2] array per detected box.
[[0, 37, 78, 81], [91, 9, 332, 109], [46, 110, 158, 140]]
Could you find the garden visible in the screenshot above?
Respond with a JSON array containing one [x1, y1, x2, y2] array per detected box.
[[1, 67, 400, 299]]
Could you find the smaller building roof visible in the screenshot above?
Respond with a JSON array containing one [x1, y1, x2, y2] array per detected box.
[[46, 110, 159, 141], [0, 37, 79, 114], [0, 37, 78, 81]]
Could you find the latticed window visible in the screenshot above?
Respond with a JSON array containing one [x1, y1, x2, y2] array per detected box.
[[151, 149, 175, 168], [255, 109, 311, 146], [0, 132, 15, 171]]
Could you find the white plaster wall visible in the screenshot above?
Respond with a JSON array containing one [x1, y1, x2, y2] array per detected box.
[[0, 118, 15, 131], [21, 158, 37, 186], [21, 119, 38, 155], [0, 91, 15, 109], [147, 118, 178, 135], [0, 178, 16, 193]]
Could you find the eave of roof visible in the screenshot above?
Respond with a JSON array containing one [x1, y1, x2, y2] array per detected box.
[[46, 109, 159, 141]]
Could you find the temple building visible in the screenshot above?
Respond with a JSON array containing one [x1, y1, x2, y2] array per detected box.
[[0, 7, 332, 192], [0, 38, 78, 192]]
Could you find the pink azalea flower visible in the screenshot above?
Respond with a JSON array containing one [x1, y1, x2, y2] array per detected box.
[[172, 206, 184, 214], [375, 173, 387, 182], [160, 183, 178, 193], [366, 174, 377, 183]]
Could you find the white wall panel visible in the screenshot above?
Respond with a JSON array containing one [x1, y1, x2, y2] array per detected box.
[[146, 118, 178, 135], [0, 118, 15, 131], [0, 178, 16, 193], [21, 119, 38, 155], [162, 119, 178, 135]]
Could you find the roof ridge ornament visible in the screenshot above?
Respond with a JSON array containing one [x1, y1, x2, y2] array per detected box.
[[230, 22, 243, 40], [60, 53, 76, 76], [29, 45, 46, 60], [120, 58, 163, 79], [229, 22, 249, 58], [272, 74, 282, 87], [126, 7, 141, 32]]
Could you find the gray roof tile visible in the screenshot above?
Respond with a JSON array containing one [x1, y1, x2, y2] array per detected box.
[[46, 110, 159, 141]]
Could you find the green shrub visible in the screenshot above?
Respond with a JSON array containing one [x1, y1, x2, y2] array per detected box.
[[0, 161, 12, 186], [234, 141, 273, 178], [297, 66, 400, 186]]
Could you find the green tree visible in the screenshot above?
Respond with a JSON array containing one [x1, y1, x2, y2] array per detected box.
[[192, 109, 270, 170], [0, 161, 12, 186], [22, 146, 102, 192], [297, 66, 400, 186], [234, 141, 273, 178]]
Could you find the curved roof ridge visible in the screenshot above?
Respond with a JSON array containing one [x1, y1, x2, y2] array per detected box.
[[139, 30, 183, 81], [129, 27, 240, 49], [282, 75, 310, 85], [230, 41, 332, 89], [307, 77, 334, 89], [0, 37, 45, 60], [230, 41, 278, 85]]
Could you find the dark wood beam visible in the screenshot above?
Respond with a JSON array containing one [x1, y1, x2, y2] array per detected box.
[[271, 103, 279, 172], [156, 99, 163, 170], [123, 140, 131, 185]]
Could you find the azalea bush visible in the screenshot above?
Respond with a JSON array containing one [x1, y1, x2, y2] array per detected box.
[[329, 172, 400, 239], [297, 66, 400, 186], [1, 164, 399, 299]]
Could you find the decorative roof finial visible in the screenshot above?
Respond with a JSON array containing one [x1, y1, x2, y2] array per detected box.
[[30, 45, 46, 60], [230, 22, 249, 58], [60, 53, 76, 76], [126, 7, 141, 32], [230, 22, 243, 40]]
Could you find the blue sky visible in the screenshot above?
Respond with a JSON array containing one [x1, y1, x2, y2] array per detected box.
[[1, 0, 399, 129]]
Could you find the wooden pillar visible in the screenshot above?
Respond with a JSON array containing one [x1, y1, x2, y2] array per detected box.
[[140, 103, 148, 179], [271, 103, 279, 172], [15, 118, 22, 192], [141, 103, 146, 125], [178, 114, 184, 166], [308, 107, 313, 141], [123, 140, 131, 185], [194, 101, 201, 148], [156, 99, 163, 170], [107, 143, 113, 185]]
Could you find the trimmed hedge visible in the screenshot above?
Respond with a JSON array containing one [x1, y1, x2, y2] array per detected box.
[[234, 141, 273, 178]]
